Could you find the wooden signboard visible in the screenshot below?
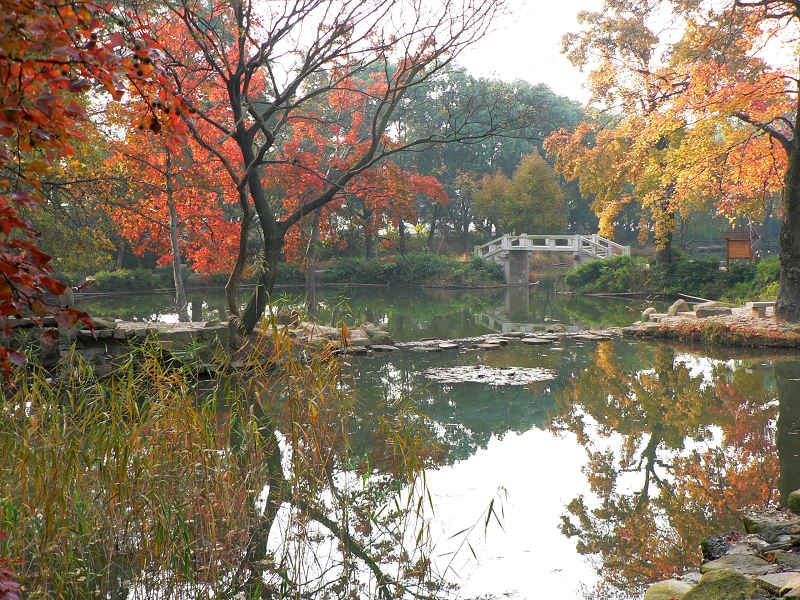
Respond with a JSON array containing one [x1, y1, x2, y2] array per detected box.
[[722, 232, 755, 267]]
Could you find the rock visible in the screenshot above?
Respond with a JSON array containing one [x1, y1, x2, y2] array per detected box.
[[546, 323, 566, 332], [485, 337, 509, 345], [438, 342, 459, 350], [521, 337, 551, 345], [642, 306, 657, 320], [476, 343, 501, 350], [695, 305, 733, 318], [204, 319, 221, 328], [370, 344, 398, 352], [643, 579, 693, 600], [87, 317, 115, 330], [743, 512, 800, 542], [572, 333, 609, 341], [754, 572, 800, 595], [695, 301, 721, 309], [773, 550, 800, 569], [701, 534, 731, 561], [668, 299, 690, 316], [362, 323, 393, 344], [700, 552, 770, 575], [786, 586, 800, 599], [788, 489, 800, 514], [684, 569, 770, 600], [699, 553, 776, 576]]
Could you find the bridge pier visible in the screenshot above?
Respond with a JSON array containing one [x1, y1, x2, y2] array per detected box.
[[505, 251, 529, 286]]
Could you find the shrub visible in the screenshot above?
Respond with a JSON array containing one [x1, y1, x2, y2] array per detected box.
[[565, 256, 648, 293]]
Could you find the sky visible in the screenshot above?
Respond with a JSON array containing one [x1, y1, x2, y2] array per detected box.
[[458, 0, 604, 104]]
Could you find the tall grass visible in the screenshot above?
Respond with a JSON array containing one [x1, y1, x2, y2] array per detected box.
[[0, 322, 441, 599]]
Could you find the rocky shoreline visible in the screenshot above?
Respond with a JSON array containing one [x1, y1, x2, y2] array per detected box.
[[643, 493, 800, 600], [624, 300, 800, 349]]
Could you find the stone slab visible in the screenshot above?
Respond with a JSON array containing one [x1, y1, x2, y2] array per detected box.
[[754, 572, 800, 595], [699, 553, 776, 576]]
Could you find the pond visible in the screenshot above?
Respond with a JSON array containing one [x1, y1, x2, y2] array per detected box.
[[344, 336, 800, 599], [76, 282, 659, 340], [76, 284, 800, 599]]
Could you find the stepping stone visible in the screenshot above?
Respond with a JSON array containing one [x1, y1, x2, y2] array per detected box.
[[411, 345, 441, 352], [521, 337, 551, 345], [476, 343, 501, 350], [370, 345, 398, 352], [484, 338, 509, 345], [438, 342, 459, 350]]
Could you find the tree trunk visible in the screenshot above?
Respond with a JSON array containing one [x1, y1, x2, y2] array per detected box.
[[364, 228, 375, 259], [776, 141, 800, 320], [115, 242, 125, 269], [655, 230, 673, 268], [305, 211, 321, 314], [165, 150, 189, 322], [398, 218, 406, 255], [427, 204, 440, 250], [225, 187, 254, 320]]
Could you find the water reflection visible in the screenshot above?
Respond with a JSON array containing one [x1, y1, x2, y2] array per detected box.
[[548, 343, 798, 598], [346, 341, 799, 599]]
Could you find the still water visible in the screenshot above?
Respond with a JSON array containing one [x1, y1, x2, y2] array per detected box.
[[77, 285, 800, 599]]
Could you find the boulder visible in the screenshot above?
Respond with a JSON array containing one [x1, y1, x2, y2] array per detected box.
[[743, 512, 800, 542], [754, 572, 800, 595], [642, 307, 657, 320], [668, 299, 690, 316], [788, 489, 800, 514], [643, 579, 693, 600], [347, 328, 371, 346], [438, 342, 459, 350], [773, 550, 800, 569], [683, 569, 770, 600], [362, 322, 393, 344], [787, 586, 800, 599], [695, 305, 733, 318], [699, 553, 776, 576]]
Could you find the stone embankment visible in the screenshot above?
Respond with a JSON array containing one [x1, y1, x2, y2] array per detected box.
[[624, 300, 800, 348], [643, 491, 800, 600]]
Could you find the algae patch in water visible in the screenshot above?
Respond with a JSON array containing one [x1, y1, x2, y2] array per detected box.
[[423, 365, 556, 386]]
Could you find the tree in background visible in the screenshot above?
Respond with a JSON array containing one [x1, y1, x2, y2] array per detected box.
[[545, 0, 800, 316], [127, 0, 507, 335], [473, 150, 566, 235], [398, 72, 588, 249], [109, 119, 239, 321]]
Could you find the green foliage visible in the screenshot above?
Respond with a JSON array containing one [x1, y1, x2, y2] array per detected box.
[[565, 253, 781, 302], [92, 268, 174, 291], [565, 256, 648, 292], [473, 150, 567, 235], [320, 252, 504, 286]]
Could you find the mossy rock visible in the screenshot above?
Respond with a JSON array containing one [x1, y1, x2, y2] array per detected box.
[[644, 579, 693, 600], [788, 489, 800, 514], [683, 569, 769, 600]]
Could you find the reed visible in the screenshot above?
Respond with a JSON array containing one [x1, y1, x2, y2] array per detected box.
[[0, 321, 442, 599]]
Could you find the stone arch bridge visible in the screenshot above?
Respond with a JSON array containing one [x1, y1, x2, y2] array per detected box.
[[474, 234, 631, 285]]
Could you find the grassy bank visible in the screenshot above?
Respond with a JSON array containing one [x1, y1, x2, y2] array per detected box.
[[565, 254, 779, 302], [76, 253, 504, 292]]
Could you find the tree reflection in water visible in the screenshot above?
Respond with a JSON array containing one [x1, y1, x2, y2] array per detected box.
[[548, 342, 800, 599]]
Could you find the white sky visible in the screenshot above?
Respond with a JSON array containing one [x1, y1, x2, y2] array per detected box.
[[457, 0, 604, 104]]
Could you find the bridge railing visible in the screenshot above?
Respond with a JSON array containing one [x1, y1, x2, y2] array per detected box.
[[474, 234, 630, 259]]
